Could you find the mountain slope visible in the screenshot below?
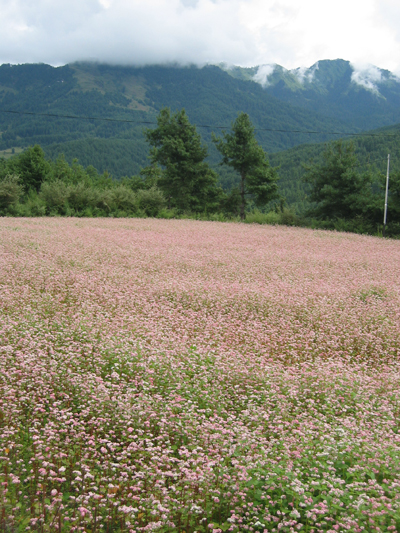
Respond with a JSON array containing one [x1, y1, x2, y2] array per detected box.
[[0, 62, 356, 156], [224, 59, 400, 131], [2, 60, 400, 204]]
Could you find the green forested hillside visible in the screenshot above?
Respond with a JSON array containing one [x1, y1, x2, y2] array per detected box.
[[269, 123, 400, 211], [42, 122, 400, 214], [225, 60, 400, 132], [0, 62, 356, 157], [44, 137, 149, 177], [2, 61, 400, 217]]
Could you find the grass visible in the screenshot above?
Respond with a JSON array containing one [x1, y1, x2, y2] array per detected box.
[[0, 146, 24, 159]]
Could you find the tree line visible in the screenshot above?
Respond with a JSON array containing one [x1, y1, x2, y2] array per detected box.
[[0, 108, 399, 236], [0, 110, 279, 220]]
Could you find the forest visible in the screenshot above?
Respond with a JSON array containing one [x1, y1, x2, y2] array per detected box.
[[1, 108, 399, 237], [2, 61, 400, 233]]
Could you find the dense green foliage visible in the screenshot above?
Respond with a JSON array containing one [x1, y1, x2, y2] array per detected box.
[[269, 124, 400, 213], [303, 140, 373, 220], [1, 99, 400, 236], [226, 59, 400, 131], [299, 140, 390, 234], [144, 109, 222, 213], [44, 137, 149, 177], [0, 109, 279, 220], [213, 113, 279, 219], [389, 171, 400, 222], [0, 62, 357, 176], [7, 145, 51, 192], [1, 134, 399, 237], [0, 175, 22, 210], [0, 146, 167, 218]]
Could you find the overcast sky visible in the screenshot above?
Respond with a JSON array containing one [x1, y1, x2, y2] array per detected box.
[[1, 0, 400, 73]]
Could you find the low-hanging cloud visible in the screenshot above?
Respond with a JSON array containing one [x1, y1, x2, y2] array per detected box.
[[251, 61, 319, 89], [253, 64, 276, 87], [1, 0, 400, 71], [350, 64, 383, 93], [0, 0, 260, 66], [291, 62, 319, 84]]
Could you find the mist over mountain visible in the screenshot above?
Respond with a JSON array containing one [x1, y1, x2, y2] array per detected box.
[[224, 59, 400, 131]]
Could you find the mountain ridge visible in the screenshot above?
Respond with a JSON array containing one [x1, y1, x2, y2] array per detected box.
[[222, 59, 400, 130], [0, 61, 358, 177], [1, 59, 400, 206]]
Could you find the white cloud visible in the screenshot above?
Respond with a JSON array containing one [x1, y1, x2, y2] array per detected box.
[[350, 64, 383, 93], [373, 0, 400, 75], [1, 0, 400, 72], [0, 0, 257, 66], [253, 64, 276, 87], [291, 62, 319, 84]]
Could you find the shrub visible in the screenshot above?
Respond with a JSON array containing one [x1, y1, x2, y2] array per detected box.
[[19, 191, 46, 217], [245, 209, 280, 225], [93, 189, 114, 214], [9, 145, 50, 192], [110, 185, 138, 214], [279, 207, 298, 226], [68, 182, 97, 213], [40, 180, 69, 214], [0, 175, 23, 212], [157, 207, 178, 219], [205, 212, 228, 222], [136, 186, 166, 217]]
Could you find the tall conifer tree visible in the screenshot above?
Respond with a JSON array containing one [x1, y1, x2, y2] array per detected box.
[[144, 108, 221, 213], [213, 113, 279, 220]]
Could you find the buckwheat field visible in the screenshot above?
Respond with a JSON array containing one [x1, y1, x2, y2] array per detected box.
[[1, 218, 400, 533]]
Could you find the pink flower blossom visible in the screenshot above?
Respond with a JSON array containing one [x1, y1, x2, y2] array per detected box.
[[1, 218, 400, 530]]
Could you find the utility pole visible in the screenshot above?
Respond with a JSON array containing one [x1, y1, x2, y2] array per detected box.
[[383, 154, 390, 237]]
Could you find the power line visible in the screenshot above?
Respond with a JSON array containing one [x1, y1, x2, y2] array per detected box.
[[2, 108, 400, 138], [302, 156, 396, 171], [0, 109, 157, 126], [354, 157, 394, 168]]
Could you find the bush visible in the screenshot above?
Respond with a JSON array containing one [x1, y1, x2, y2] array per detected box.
[[68, 183, 97, 213], [205, 212, 228, 222], [332, 216, 376, 235], [93, 189, 114, 214], [19, 191, 46, 217], [245, 209, 280, 225], [40, 180, 69, 215], [280, 207, 298, 226], [136, 186, 166, 217], [9, 145, 50, 192], [157, 208, 178, 219], [0, 175, 23, 212], [244, 208, 300, 226], [110, 185, 138, 214]]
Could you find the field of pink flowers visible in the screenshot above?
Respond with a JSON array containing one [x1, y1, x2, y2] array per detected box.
[[1, 218, 400, 533]]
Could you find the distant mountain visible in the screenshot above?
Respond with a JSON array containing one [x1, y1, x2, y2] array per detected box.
[[223, 59, 400, 131], [1, 60, 400, 196], [0, 61, 356, 170]]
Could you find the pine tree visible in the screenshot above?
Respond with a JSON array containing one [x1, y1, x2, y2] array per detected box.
[[213, 113, 279, 220], [303, 140, 373, 220], [144, 108, 221, 213]]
